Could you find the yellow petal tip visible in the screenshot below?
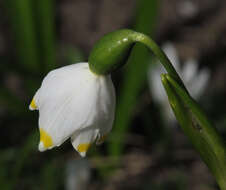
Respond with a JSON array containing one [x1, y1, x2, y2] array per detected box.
[[39, 128, 53, 150], [29, 98, 37, 110], [77, 143, 91, 155]]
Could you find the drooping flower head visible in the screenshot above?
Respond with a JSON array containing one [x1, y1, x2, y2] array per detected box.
[[29, 62, 115, 157]]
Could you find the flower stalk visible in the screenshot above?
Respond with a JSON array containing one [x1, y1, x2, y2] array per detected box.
[[89, 29, 186, 90]]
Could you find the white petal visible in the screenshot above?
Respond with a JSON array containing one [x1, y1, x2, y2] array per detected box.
[[95, 74, 115, 143], [147, 43, 184, 126], [71, 128, 99, 157], [162, 42, 180, 70], [38, 141, 45, 152], [35, 62, 115, 151], [189, 68, 210, 98], [29, 89, 40, 110], [148, 64, 167, 103], [177, 0, 198, 18], [182, 59, 198, 84], [161, 103, 177, 126], [148, 43, 182, 104]]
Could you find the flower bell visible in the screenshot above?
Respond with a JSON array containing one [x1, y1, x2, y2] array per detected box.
[[29, 29, 184, 156], [29, 62, 115, 157]]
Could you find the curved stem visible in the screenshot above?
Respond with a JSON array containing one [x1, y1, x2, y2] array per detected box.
[[130, 31, 187, 90], [89, 29, 187, 90]]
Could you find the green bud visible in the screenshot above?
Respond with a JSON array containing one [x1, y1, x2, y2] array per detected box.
[[89, 29, 137, 75]]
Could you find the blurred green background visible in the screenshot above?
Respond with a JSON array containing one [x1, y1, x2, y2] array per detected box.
[[1, 0, 226, 189]]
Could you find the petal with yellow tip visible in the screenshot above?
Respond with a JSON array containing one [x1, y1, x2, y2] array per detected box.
[[71, 128, 99, 157], [29, 62, 116, 157], [29, 89, 40, 111], [39, 128, 53, 151], [29, 98, 38, 110], [77, 143, 91, 153]]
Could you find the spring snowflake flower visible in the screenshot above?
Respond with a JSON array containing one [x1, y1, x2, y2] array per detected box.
[[29, 62, 115, 157], [148, 43, 210, 125]]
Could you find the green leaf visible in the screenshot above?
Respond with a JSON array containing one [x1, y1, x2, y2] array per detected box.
[[34, 0, 56, 73], [5, 0, 40, 72], [161, 74, 226, 190]]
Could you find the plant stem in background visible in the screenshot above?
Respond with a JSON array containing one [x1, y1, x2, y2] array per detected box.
[[34, 0, 56, 74], [5, 0, 40, 72]]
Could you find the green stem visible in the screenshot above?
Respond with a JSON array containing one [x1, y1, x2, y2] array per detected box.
[[89, 29, 186, 90]]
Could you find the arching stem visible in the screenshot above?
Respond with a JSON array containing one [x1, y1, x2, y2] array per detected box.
[[89, 29, 186, 90]]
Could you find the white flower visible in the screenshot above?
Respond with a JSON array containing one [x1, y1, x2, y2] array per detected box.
[[177, 0, 198, 19], [148, 43, 210, 125], [29, 62, 115, 157]]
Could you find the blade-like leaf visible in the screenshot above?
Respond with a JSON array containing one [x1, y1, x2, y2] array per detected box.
[[161, 74, 226, 190], [5, 0, 40, 72], [34, 0, 56, 73]]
